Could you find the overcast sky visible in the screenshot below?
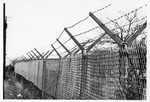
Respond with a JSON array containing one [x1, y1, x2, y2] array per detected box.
[[0, 0, 147, 65]]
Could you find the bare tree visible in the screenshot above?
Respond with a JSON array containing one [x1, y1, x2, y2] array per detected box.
[[107, 10, 147, 100], [91, 9, 147, 99], [95, 9, 146, 47]]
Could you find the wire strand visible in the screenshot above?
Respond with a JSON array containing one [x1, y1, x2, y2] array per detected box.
[[73, 4, 146, 37], [66, 4, 112, 29]]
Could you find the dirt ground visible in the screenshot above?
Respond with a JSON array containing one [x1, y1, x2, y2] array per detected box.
[[4, 72, 36, 99]]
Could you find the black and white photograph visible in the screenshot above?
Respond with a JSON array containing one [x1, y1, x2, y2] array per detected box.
[[2, 0, 148, 100]]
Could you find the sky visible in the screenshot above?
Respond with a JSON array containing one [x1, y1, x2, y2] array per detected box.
[[0, 0, 148, 65]]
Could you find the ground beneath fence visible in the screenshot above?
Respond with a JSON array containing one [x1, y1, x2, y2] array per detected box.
[[4, 72, 40, 99]]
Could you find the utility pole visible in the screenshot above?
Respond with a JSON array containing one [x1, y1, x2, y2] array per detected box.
[[3, 3, 7, 99]]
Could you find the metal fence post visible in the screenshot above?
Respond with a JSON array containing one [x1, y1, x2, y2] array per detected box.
[[42, 60, 46, 99], [79, 52, 88, 99]]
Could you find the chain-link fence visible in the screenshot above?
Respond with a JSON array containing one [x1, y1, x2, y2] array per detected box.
[[55, 43, 146, 99]]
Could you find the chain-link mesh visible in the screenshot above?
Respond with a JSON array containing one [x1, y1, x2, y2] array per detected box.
[[118, 44, 146, 100], [14, 44, 146, 100], [55, 44, 146, 99]]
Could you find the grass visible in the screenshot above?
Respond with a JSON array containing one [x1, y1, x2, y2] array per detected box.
[[4, 72, 40, 99]]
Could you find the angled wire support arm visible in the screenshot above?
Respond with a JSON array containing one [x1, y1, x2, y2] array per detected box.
[[89, 12, 123, 46], [86, 33, 106, 53], [125, 22, 147, 45], [34, 48, 44, 59], [57, 39, 71, 55], [51, 45, 61, 58], [64, 28, 84, 52], [26, 53, 33, 60], [28, 52, 37, 59], [31, 50, 40, 59], [43, 51, 50, 59], [45, 49, 54, 59]]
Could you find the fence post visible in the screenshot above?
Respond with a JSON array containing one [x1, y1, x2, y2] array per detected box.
[[55, 59, 61, 98], [42, 60, 46, 99], [79, 54, 88, 99], [3, 3, 7, 85]]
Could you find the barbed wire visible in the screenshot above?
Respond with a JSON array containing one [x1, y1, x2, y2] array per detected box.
[[105, 4, 147, 25], [73, 4, 147, 37], [18, 17, 147, 60], [51, 29, 65, 49], [58, 44, 78, 55], [70, 44, 78, 51], [113, 16, 147, 31], [59, 50, 68, 55], [48, 53, 60, 57], [17, 4, 147, 60], [51, 4, 146, 52], [55, 26, 100, 50], [58, 29, 65, 39], [66, 4, 112, 29], [50, 4, 113, 50], [52, 30, 65, 45], [55, 38, 72, 50], [52, 4, 112, 47], [74, 26, 99, 37], [36, 45, 51, 49], [92, 4, 112, 14], [54, 15, 146, 53], [52, 40, 57, 45], [80, 16, 147, 48], [66, 16, 90, 29], [57, 36, 100, 55], [33, 14, 147, 56]]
